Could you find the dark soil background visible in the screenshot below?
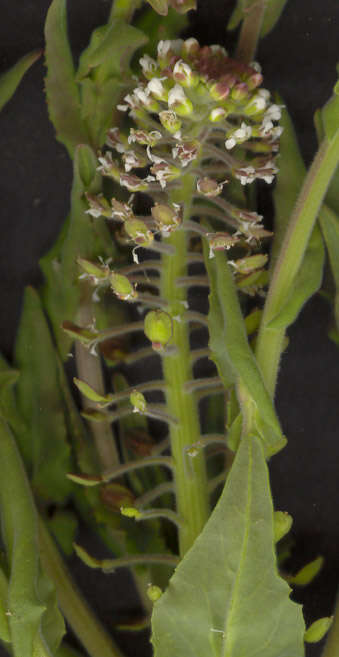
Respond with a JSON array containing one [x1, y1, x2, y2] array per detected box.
[[0, 1, 339, 656]]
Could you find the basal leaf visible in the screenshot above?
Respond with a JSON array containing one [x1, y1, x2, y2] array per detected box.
[[320, 75, 339, 142], [0, 566, 10, 644], [40, 144, 112, 358], [0, 50, 41, 112], [44, 0, 89, 156], [203, 237, 285, 457], [152, 435, 305, 657], [14, 287, 73, 503]]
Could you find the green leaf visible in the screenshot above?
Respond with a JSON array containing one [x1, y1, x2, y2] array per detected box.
[[44, 0, 89, 156], [320, 75, 339, 142], [152, 435, 305, 657], [320, 204, 339, 329], [270, 101, 306, 266], [40, 144, 112, 358], [146, 0, 169, 15], [73, 377, 112, 404], [48, 511, 78, 557], [0, 51, 41, 112], [267, 223, 325, 329], [260, 0, 288, 37], [14, 287, 73, 503], [203, 236, 286, 457], [0, 566, 10, 643], [0, 420, 65, 657]]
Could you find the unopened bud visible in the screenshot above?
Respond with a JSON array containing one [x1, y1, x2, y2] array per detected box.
[[144, 310, 173, 351], [304, 618, 333, 644], [168, 84, 193, 116], [139, 54, 158, 79], [231, 82, 249, 101], [110, 273, 138, 301], [209, 80, 231, 102], [147, 77, 168, 101], [273, 511, 293, 543], [197, 177, 224, 197], [147, 584, 162, 602], [209, 107, 227, 122], [85, 193, 112, 218], [243, 94, 267, 116], [173, 59, 199, 87], [130, 390, 147, 413], [124, 219, 154, 247], [182, 38, 200, 57], [151, 203, 181, 235]]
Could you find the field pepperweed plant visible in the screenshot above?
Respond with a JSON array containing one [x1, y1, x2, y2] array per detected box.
[[0, 2, 339, 657]]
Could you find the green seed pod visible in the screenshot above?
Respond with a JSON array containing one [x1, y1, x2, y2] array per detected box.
[[120, 507, 142, 519], [151, 203, 181, 235], [159, 110, 182, 134], [130, 390, 147, 413], [77, 258, 110, 280], [304, 617, 333, 643], [144, 310, 173, 351], [207, 232, 239, 258], [290, 556, 324, 586], [197, 177, 224, 197], [147, 584, 163, 602], [110, 273, 138, 301], [229, 254, 268, 275], [124, 218, 154, 247], [273, 511, 293, 543]]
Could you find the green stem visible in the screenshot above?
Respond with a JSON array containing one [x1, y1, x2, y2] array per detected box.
[[76, 291, 120, 474], [161, 173, 210, 557], [109, 0, 142, 22], [235, 0, 266, 64], [38, 519, 123, 657], [255, 133, 339, 396]]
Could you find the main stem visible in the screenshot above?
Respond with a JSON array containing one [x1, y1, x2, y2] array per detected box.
[[161, 173, 210, 557]]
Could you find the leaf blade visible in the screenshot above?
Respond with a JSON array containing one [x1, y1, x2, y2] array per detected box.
[[152, 436, 305, 657], [0, 50, 41, 112]]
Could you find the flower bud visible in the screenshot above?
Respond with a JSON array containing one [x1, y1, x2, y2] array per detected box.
[[147, 77, 168, 101], [207, 232, 239, 258], [151, 202, 181, 235], [304, 618, 333, 644], [168, 83, 193, 116], [209, 80, 231, 102], [273, 511, 293, 543], [147, 584, 162, 602], [130, 390, 147, 413], [225, 122, 252, 150], [144, 310, 173, 351], [182, 38, 200, 57], [172, 59, 199, 87], [139, 54, 158, 79], [197, 177, 224, 197], [110, 273, 138, 301], [124, 218, 154, 247], [243, 94, 267, 116], [159, 110, 182, 134], [230, 82, 249, 101], [209, 107, 227, 122], [157, 40, 183, 68], [85, 193, 112, 218]]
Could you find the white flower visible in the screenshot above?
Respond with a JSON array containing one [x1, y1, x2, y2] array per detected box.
[[250, 61, 262, 73], [265, 104, 282, 121], [133, 86, 150, 105], [123, 151, 139, 172], [225, 137, 236, 150], [210, 44, 228, 56], [168, 84, 187, 108], [157, 39, 183, 58], [183, 37, 199, 52], [234, 122, 252, 141], [258, 88, 270, 100], [146, 146, 165, 164], [235, 166, 256, 185], [147, 78, 166, 99], [209, 107, 227, 122], [139, 54, 157, 75]]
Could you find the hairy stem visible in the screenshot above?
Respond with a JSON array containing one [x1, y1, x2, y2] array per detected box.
[[255, 133, 339, 396], [161, 173, 210, 557]]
